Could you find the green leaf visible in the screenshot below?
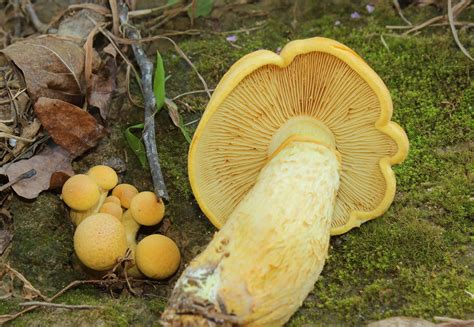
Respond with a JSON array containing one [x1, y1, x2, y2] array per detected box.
[[189, 0, 214, 18], [178, 118, 193, 144], [153, 51, 166, 112], [167, 0, 180, 4], [124, 123, 147, 168]]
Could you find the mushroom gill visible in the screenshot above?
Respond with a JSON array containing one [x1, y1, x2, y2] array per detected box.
[[192, 51, 398, 232]]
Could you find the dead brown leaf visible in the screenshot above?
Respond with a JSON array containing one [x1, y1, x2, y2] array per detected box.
[[34, 97, 107, 156], [3, 142, 74, 199], [49, 171, 71, 190], [1, 35, 85, 106], [57, 9, 105, 42], [89, 56, 117, 120]]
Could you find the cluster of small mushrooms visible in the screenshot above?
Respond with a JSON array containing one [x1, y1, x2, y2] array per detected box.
[[61, 165, 180, 280]]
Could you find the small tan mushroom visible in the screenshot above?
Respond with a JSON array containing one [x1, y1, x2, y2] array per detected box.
[[129, 191, 165, 226], [87, 165, 118, 191], [136, 234, 180, 280], [104, 195, 121, 206], [61, 174, 100, 211], [122, 210, 142, 278], [99, 202, 123, 221], [112, 184, 139, 209]]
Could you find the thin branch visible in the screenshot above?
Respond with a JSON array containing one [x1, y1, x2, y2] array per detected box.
[[128, 3, 176, 18], [0, 169, 36, 192], [19, 301, 103, 310], [109, 0, 120, 36], [23, 0, 49, 33], [117, 0, 169, 200], [400, 0, 471, 35], [392, 0, 412, 26], [387, 21, 474, 29], [172, 89, 215, 100], [447, 0, 473, 61]]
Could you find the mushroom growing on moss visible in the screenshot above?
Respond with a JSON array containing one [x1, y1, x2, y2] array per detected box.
[[61, 174, 100, 211], [64, 166, 119, 226], [121, 209, 142, 277], [136, 234, 180, 280], [87, 165, 118, 191], [112, 183, 139, 208], [74, 213, 127, 271], [162, 37, 409, 325], [130, 191, 165, 226]]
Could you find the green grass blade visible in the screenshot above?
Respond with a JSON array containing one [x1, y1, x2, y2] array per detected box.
[[153, 51, 166, 112], [124, 123, 147, 168]]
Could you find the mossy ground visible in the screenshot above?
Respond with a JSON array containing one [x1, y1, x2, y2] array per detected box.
[[1, 1, 473, 325]]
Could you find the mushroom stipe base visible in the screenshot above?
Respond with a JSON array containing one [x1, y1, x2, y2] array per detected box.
[[162, 141, 340, 326]]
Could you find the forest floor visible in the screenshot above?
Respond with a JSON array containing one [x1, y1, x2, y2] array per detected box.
[[0, 0, 473, 326]]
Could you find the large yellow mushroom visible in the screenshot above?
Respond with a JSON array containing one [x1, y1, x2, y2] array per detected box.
[[162, 37, 409, 325]]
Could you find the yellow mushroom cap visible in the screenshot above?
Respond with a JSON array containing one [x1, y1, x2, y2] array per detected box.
[[104, 195, 121, 206], [74, 213, 127, 271], [188, 37, 409, 236], [99, 202, 123, 221], [112, 184, 139, 209], [61, 174, 101, 211], [87, 165, 118, 191], [136, 234, 180, 279], [130, 191, 165, 226]]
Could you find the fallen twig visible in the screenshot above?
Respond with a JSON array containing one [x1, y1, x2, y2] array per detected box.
[[398, 0, 471, 35], [0, 169, 36, 192], [392, 0, 412, 26], [0, 306, 37, 325], [386, 21, 474, 29], [19, 301, 103, 310], [172, 89, 215, 101], [23, 0, 49, 33], [447, 0, 473, 60], [128, 3, 177, 18], [117, 0, 169, 200]]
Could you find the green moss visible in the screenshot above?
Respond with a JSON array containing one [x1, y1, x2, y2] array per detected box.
[[7, 193, 85, 294], [5, 288, 167, 327], [3, 1, 473, 326]]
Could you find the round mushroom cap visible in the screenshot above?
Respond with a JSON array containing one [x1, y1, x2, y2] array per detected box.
[[99, 202, 123, 221], [74, 213, 127, 271], [135, 234, 180, 279], [188, 37, 409, 235], [87, 165, 118, 190], [62, 174, 101, 211], [112, 184, 139, 208], [130, 191, 165, 226], [104, 195, 121, 206]]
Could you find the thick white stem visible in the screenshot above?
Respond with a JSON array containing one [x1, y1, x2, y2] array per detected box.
[[163, 141, 340, 326]]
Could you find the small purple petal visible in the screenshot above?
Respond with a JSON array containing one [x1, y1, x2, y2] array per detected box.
[[226, 35, 238, 42], [351, 11, 361, 19], [366, 4, 375, 13], [334, 20, 341, 26], [276, 47, 282, 54]]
